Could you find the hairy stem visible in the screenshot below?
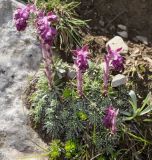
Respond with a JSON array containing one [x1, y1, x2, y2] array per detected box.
[[41, 42, 53, 88], [76, 67, 83, 97]]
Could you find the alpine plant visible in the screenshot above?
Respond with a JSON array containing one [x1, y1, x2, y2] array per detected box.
[[73, 45, 89, 97], [36, 11, 57, 88], [14, 4, 57, 88], [103, 46, 124, 95], [103, 106, 119, 134]]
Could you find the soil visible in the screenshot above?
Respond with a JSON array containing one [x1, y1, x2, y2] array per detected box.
[[76, 0, 152, 100], [78, 0, 152, 43]]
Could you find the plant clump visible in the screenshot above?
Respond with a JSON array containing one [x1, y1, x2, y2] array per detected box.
[[14, 1, 152, 160]]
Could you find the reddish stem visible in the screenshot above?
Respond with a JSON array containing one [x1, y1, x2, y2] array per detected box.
[[41, 41, 53, 88], [76, 67, 83, 97]]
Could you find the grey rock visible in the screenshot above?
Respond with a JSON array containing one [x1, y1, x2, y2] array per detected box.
[[135, 35, 148, 45], [0, 1, 47, 160], [0, 0, 13, 27], [111, 74, 127, 87], [67, 69, 76, 79], [106, 36, 128, 54], [118, 24, 127, 30], [67, 64, 76, 79], [0, 0, 24, 27], [99, 20, 105, 27], [117, 31, 128, 39]]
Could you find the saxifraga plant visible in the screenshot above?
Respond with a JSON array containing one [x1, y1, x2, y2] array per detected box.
[[29, 58, 131, 159], [29, 53, 152, 160], [14, 2, 152, 160]]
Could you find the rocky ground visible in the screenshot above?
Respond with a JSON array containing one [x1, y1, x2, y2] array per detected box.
[[78, 0, 152, 43], [83, 33, 152, 99], [0, 0, 47, 159]]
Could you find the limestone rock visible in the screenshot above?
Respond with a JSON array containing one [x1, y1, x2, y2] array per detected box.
[[0, 1, 47, 160], [135, 35, 148, 45], [117, 31, 128, 39], [106, 36, 128, 54], [111, 74, 127, 87], [117, 24, 127, 31], [0, 0, 13, 27]]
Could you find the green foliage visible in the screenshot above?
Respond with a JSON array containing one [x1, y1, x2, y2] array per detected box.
[[35, 0, 87, 52], [123, 90, 152, 121], [65, 140, 77, 158], [29, 60, 131, 159], [48, 140, 62, 159]]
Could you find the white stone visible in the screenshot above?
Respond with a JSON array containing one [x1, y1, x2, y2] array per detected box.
[[118, 24, 127, 30], [111, 74, 127, 87], [106, 36, 128, 54], [117, 31, 128, 39], [135, 35, 148, 45]]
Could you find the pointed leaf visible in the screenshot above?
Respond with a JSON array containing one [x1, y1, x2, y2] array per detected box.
[[139, 105, 152, 116], [139, 92, 151, 112], [129, 100, 137, 115], [129, 90, 137, 111]]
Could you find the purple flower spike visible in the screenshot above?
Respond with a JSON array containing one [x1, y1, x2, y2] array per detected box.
[[111, 56, 125, 72], [36, 10, 57, 88], [107, 46, 124, 72], [14, 4, 36, 31], [36, 12, 57, 45], [15, 18, 28, 31], [103, 46, 125, 95], [73, 45, 89, 97], [103, 106, 119, 134], [73, 45, 89, 72]]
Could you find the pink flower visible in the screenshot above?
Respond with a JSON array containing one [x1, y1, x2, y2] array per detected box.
[[36, 11, 57, 45], [72, 45, 89, 97], [107, 46, 124, 72], [73, 45, 89, 72], [14, 4, 36, 31], [103, 106, 119, 134], [103, 46, 125, 95]]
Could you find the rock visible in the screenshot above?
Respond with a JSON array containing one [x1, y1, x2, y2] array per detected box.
[[99, 20, 105, 27], [135, 35, 148, 45], [117, 31, 128, 39], [0, 0, 13, 27], [0, 0, 24, 27], [111, 74, 127, 87], [0, 1, 47, 160], [109, 25, 115, 32], [117, 24, 127, 30], [106, 36, 128, 54], [67, 66, 76, 79]]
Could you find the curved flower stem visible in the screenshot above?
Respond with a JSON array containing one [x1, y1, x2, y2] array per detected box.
[[76, 67, 83, 97], [41, 41, 53, 89]]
